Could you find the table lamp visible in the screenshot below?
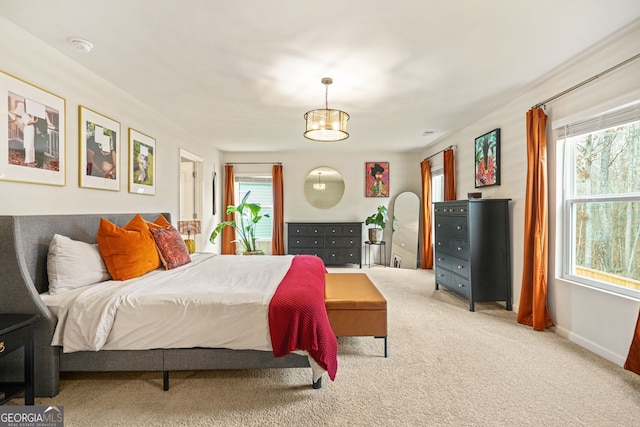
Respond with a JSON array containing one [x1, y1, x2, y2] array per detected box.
[[177, 220, 201, 254]]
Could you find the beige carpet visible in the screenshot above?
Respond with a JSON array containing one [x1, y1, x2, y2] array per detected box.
[[11, 267, 640, 426]]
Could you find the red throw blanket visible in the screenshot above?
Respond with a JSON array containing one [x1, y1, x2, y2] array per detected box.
[[268, 255, 338, 380]]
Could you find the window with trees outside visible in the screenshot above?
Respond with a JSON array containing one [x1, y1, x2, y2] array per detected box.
[[235, 174, 273, 254], [556, 100, 640, 298]]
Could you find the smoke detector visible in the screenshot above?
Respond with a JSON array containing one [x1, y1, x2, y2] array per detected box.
[[69, 38, 93, 53]]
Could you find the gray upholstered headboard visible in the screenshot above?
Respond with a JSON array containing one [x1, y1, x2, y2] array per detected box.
[[0, 212, 170, 296], [0, 212, 170, 396]]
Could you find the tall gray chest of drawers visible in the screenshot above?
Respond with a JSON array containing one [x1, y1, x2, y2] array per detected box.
[[287, 222, 362, 268], [434, 199, 512, 311]]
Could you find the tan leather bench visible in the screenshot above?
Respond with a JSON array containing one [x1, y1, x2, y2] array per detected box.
[[324, 273, 388, 357]]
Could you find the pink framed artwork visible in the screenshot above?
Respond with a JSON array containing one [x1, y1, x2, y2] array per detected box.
[[365, 161, 389, 198]]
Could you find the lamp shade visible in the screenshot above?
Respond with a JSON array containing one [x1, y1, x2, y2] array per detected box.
[[177, 220, 201, 236], [304, 109, 350, 142]]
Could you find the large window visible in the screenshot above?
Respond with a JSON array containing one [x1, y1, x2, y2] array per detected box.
[[235, 175, 273, 252], [556, 101, 640, 297]]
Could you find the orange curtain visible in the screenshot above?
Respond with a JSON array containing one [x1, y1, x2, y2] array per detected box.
[[517, 108, 554, 330], [272, 164, 285, 255], [624, 308, 640, 376], [443, 149, 456, 200], [420, 159, 433, 269], [221, 164, 236, 255]]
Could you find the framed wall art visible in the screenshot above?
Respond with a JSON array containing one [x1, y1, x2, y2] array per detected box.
[[128, 128, 156, 195], [365, 161, 389, 197], [79, 106, 120, 191], [1, 70, 66, 186], [474, 128, 500, 188]]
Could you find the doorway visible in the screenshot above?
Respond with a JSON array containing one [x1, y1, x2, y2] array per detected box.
[[179, 149, 204, 249]]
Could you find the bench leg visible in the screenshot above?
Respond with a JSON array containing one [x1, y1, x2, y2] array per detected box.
[[375, 336, 387, 358]]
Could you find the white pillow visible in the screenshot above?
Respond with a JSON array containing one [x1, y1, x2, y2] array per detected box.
[[47, 234, 111, 295]]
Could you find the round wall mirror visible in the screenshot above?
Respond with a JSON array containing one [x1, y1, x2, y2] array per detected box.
[[304, 166, 345, 209]]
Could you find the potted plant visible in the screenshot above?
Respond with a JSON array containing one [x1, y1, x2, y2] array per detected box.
[[209, 191, 269, 255], [365, 205, 389, 243]]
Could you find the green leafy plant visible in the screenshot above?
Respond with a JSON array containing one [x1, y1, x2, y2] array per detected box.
[[365, 205, 389, 229], [209, 191, 269, 254]]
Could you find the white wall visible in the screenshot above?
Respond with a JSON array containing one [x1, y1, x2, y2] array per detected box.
[[0, 17, 223, 251], [215, 150, 423, 260], [422, 21, 640, 366]]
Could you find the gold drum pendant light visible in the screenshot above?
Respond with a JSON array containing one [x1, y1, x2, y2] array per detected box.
[[304, 77, 349, 142]]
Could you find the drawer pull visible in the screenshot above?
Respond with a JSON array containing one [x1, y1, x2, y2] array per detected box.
[[296, 240, 300, 244], [0, 341, 4, 352], [314, 240, 318, 244], [438, 274, 445, 278], [457, 226, 462, 230], [331, 241, 335, 244], [457, 265, 464, 269], [457, 247, 463, 251], [438, 257, 443, 261], [437, 242, 442, 246], [437, 223, 441, 227], [458, 283, 465, 288]]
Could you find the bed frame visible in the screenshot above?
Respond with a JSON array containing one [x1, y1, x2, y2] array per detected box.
[[0, 213, 313, 398]]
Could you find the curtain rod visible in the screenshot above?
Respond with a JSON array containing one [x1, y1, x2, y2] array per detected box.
[[225, 162, 282, 165], [424, 145, 456, 161], [531, 52, 640, 110]]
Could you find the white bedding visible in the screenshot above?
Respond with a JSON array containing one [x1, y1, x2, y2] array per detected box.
[[41, 253, 295, 353]]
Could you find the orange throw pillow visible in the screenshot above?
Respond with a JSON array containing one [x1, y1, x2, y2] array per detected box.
[[97, 214, 161, 280], [147, 214, 171, 229]]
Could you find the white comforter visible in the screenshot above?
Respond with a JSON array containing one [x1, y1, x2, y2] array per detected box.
[[42, 254, 294, 353]]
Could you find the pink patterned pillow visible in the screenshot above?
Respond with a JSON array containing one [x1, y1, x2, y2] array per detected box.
[[148, 226, 191, 270]]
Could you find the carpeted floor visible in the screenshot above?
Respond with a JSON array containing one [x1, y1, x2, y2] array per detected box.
[[10, 267, 640, 426]]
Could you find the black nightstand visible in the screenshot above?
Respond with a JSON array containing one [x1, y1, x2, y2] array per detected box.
[[0, 314, 39, 405]]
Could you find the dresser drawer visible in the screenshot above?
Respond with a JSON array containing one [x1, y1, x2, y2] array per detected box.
[[288, 236, 324, 248], [326, 236, 359, 248], [0, 326, 30, 358], [435, 237, 469, 258], [288, 224, 324, 236], [435, 267, 471, 298], [435, 253, 470, 279], [325, 224, 361, 237], [289, 248, 324, 258], [325, 249, 360, 265], [435, 215, 468, 239], [434, 203, 468, 216]]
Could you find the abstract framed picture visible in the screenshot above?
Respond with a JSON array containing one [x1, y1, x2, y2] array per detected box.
[[365, 161, 389, 197], [128, 128, 156, 195], [474, 128, 500, 188], [79, 106, 120, 191], [1, 70, 66, 186]]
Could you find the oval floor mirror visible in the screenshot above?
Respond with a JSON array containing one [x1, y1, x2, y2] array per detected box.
[[391, 191, 420, 269]]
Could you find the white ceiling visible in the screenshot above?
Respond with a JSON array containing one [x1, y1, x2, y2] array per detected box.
[[2, 1, 640, 153]]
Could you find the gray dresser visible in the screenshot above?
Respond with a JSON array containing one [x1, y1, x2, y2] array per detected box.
[[433, 199, 512, 311], [287, 222, 362, 268]]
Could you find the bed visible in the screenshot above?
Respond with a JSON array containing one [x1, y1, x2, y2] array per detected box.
[[0, 213, 338, 397]]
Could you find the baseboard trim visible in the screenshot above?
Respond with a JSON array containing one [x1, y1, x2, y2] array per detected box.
[[555, 325, 627, 367]]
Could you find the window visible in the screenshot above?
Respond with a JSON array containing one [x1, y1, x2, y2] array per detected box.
[[431, 169, 444, 204], [556, 101, 640, 297], [235, 175, 273, 252]]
